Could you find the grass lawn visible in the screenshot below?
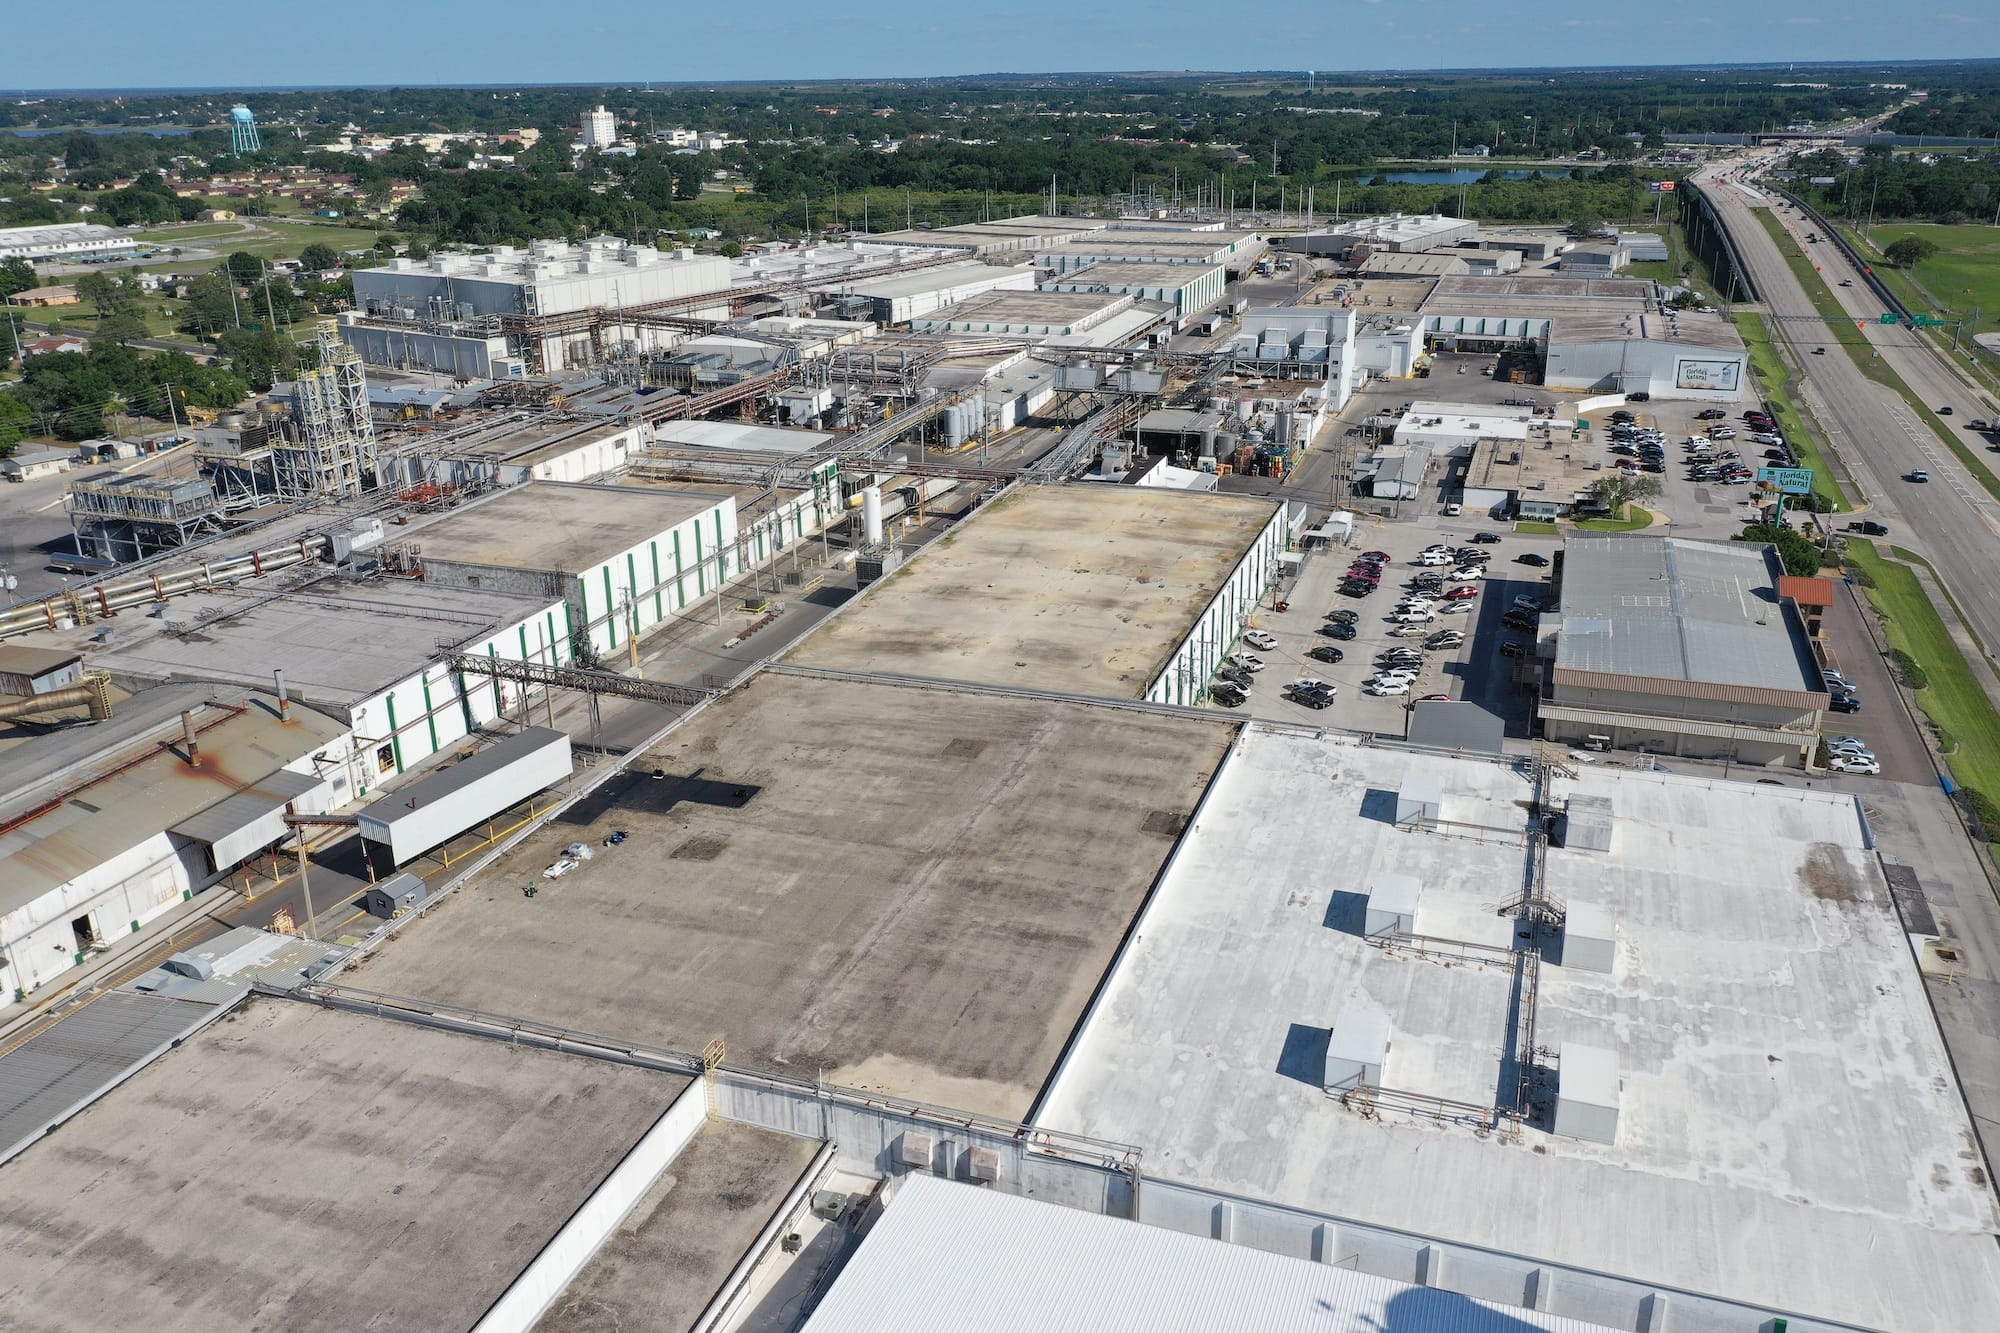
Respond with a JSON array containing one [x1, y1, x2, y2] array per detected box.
[[1514, 520, 1559, 535], [1839, 220, 2000, 399], [1755, 210, 2000, 503], [1573, 504, 1655, 532], [1845, 541, 2000, 812], [1733, 310, 1850, 508], [129, 222, 245, 243]]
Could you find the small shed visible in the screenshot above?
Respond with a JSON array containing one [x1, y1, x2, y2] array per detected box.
[[1563, 901, 1616, 974], [1, 447, 73, 482], [1394, 771, 1442, 826], [0, 646, 86, 696]]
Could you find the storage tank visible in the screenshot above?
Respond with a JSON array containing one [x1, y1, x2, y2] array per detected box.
[[862, 486, 884, 545], [943, 403, 967, 448]]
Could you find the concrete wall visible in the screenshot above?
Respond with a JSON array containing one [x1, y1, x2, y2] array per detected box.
[[528, 425, 646, 484], [1145, 505, 1291, 707], [470, 1078, 711, 1333]]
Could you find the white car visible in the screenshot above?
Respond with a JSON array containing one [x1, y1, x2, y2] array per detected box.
[[1242, 630, 1278, 652], [1388, 625, 1431, 638], [1415, 553, 1454, 567], [1441, 502, 1462, 516], [1228, 651, 1266, 672], [1370, 668, 1419, 683], [1828, 754, 1882, 775], [1437, 601, 1473, 614], [1448, 567, 1484, 580], [1391, 611, 1435, 624], [1367, 680, 1413, 697]]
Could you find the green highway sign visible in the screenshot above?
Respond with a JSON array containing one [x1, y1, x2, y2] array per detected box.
[[1757, 466, 1815, 494], [1882, 313, 1947, 327], [1880, 313, 1900, 324]]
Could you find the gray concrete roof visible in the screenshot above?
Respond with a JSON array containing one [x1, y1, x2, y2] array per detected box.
[[0, 1000, 688, 1333], [1034, 729, 2000, 1331], [790, 486, 1281, 698], [534, 1120, 821, 1331], [409, 481, 726, 573], [351, 672, 1235, 1118], [1555, 535, 1823, 695]]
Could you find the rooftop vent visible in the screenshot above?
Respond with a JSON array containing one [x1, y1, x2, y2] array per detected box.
[[1364, 871, 1422, 939], [1394, 772, 1442, 826], [1325, 1005, 1392, 1093], [1553, 1042, 1621, 1144], [1562, 901, 1615, 973], [1555, 794, 1614, 852]]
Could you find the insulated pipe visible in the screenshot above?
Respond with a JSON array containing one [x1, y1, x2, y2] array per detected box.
[[274, 669, 291, 722], [181, 710, 201, 767], [0, 675, 111, 724]]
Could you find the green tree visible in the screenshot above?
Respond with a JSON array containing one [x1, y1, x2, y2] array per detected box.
[[1587, 474, 1662, 512], [0, 258, 38, 299], [0, 391, 32, 453], [1737, 524, 1825, 577], [1565, 216, 1607, 238], [297, 242, 339, 272], [226, 251, 265, 285], [97, 312, 148, 345], [73, 271, 124, 316], [1883, 236, 1937, 268]]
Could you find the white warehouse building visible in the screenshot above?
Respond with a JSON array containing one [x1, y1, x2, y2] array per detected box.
[[816, 261, 1036, 325], [0, 223, 139, 265], [347, 238, 732, 375], [1042, 261, 1227, 324]]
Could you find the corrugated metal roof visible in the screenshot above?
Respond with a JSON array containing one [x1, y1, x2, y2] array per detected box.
[[0, 989, 240, 1167], [1547, 671, 1826, 711], [1537, 702, 1816, 745], [167, 768, 322, 847], [1554, 536, 1822, 695], [801, 1174, 1618, 1333]]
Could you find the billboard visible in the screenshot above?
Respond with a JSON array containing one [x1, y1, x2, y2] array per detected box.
[[1674, 358, 1742, 392], [1648, 180, 1677, 192], [1756, 466, 1814, 494]]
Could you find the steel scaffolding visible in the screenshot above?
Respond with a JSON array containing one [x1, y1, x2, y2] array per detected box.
[[273, 322, 378, 500]]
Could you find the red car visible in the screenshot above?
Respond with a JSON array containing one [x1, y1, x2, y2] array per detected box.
[[1444, 586, 1479, 600], [1360, 550, 1391, 561]]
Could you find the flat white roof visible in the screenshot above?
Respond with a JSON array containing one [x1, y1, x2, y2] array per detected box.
[[802, 1174, 1618, 1333], [652, 420, 835, 455], [1036, 728, 2000, 1330]]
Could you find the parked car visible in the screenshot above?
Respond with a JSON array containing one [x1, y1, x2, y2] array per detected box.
[[1444, 586, 1480, 600], [1501, 611, 1537, 631], [1470, 532, 1502, 544], [1211, 683, 1249, 708], [1441, 502, 1462, 516], [1426, 631, 1466, 648], [1826, 736, 1874, 758], [1388, 625, 1431, 639], [1697, 409, 1727, 420], [1308, 645, 1345, 663], [1823, 670, 1854, 691], [1851, 520, 1890, 536], [1498, 640, 1530, 658], [1437, 600, 1473, 614], [1321, 622, 1357, 640], [1326, 608, 1359, 624], [1227, 652, 1266, 672], [1242, 630, 1278, 651], [1367, 679, 1413, 697], [1361, 550, 1392, 561], [1829, 693, 1862, 713], [1828, 754, 1882, 775], [1515, 553, 1551, 567], [1447, 566, 1485, 580], [1390, 610, 1435, 624]]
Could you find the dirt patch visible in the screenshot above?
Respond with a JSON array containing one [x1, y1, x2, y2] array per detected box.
[[1800, 843, 1862, 905]]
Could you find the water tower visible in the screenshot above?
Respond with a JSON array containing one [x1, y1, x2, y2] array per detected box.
[[229, 105, 261, 154]]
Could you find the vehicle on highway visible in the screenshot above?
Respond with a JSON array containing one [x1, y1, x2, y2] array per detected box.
[[1813, 347, 1825, 355], [1828, 754, 1882, 775], [1838, 279, 1852, 287], [1308, 645, 1345, 663], [1470, 532, 1501, 544], [1938, 406, 1954, 416], [1971, 419, 1991, 432], [1908, 470, 1930, 483], [1515, 553, 1551, 567], [1242, 629, 1278, 651]]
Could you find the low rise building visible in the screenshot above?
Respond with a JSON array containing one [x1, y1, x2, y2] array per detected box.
[[0, 223, 137, 265], [5, 285, 79, 308], [1041, 260, 1226, 323], [1539, 535, 1830, 765]]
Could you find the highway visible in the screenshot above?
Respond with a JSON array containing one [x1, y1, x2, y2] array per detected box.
[[1697, 159, 2000, 693]]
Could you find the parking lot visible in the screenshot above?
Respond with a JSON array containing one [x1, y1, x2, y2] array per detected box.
[[1217, 515, 1561, 734]]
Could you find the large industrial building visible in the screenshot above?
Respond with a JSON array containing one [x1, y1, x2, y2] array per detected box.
[[1536, 535, 1830, 766], [346, 237, 732, 375], [0, 222, 139, 265], [0, 683, 348, 997], [1420, 275, 1748, 400], [790, 485, 1290, 705], [814, 260, 1035, 324], [1041, 259, 1227, 323]]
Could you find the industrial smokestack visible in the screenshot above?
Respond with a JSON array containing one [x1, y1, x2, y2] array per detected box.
[[862, 486, 884, 547], [274, 669, 291, 722], [181, 710, 200, 768]]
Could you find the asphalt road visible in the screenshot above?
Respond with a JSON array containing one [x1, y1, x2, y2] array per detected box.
[[1699, 162, 2000, 688]]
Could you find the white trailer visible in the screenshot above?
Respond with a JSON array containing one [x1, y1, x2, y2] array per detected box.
[[357, 727, 572, 869]]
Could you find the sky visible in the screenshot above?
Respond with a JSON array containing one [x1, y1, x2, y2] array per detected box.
[[4, 0, 1990, 91]]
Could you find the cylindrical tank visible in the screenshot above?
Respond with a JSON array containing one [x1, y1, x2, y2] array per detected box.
[[862, 486, 884, 546], [1236, 398, 1254, 421], [943, 403, 966, 448]]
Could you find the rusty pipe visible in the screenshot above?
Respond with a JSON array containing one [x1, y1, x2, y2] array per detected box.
[[181, 709, 200, 767], [0, 674, 112, 724]]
